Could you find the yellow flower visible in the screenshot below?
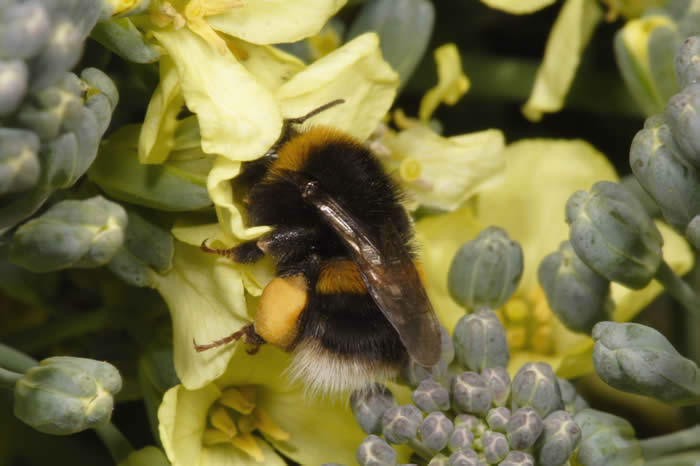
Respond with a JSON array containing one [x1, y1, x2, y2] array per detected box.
[[418, 43, 470, 123], [158, 346, 366, 466], [416, 139, 693, 378]]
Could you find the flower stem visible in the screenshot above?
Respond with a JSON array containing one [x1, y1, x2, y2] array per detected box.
[[640, 424, 700, 460], [654, 261, 700, 317], [407, 438, 433, 461], [0, 343, 37, 372], [93, 422, 134, 464], [0, 366, 23, 389]]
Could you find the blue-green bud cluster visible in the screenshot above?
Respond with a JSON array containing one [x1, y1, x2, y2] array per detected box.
[[592, 321, 700, 405], [353, 317, 588, 465], [628, 35, 700, 246], [14, 356, 122, 435], [0, 1, 120, 235], [573, 409, 643, 466], [448, 226, 524, 311], [0, 67, 119, 234]]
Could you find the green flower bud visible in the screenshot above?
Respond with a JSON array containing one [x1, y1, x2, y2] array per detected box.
[[14, 356, 122, 435], [592, 321, 700, 404], [666, 84, 700, 170], [0, 60, 28, 117], [382, 405, 422, 445], [447, 449, 482, 466], [485, 407, 510, 433], [352, 384, 396, 434], [451, 372, 492, 416], [346, 0, 434, 90], [629, 115, 700, 231], [412, 378, 450, 413], [566, 181, 663, 289], [448, 227, 524, 311], [81, 68, 119, 136], [536, 410, 581, 466], [448, 425, 474, 452], [686, 214, 700, 249], [357, 435, 398, 466], [453, 310, 509, 372], [0, 128, 40, 195], [482, 430, 509, 464], [91, 18, 161, 64], [614, 15, 680, 116], [480, 367, 510, 408], [88, 125, 213, 211], [511, 362, 563, 418], [29, 2, 102, 90], [10, 196, 127, 272], [573, 409, 643, 466], [557, 377, 588, 414], [107, 209, 174, 287], [420, 412, 454, 452], [621, 174, 661, 218], [675, 36, 700, 89], [506, 407, 543, 450], [538, 241, 613, 334], [0, 2, 50, 59], [499, 451, 534, 466]]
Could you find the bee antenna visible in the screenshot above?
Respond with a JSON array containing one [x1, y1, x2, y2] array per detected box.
[[286, 99, 345, 125]]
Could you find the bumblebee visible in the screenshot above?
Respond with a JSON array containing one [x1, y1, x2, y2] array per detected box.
[[196, 100, 442, 394]]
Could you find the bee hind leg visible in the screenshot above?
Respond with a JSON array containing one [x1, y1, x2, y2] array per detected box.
[[193, 324, 266, 353]]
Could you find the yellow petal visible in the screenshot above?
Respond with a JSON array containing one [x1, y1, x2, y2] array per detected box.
[[207, 156, 272, 241], [476, 139, 617, 292], [225, 39, 305, 92], [153, 27, 282, 161], [158, 383, 221, 466], [386, 126, 505, 211], [419, 43, 470, 122], [152, 241, 249, 389], [276, 32, 399, 142], [207, 0, 346, 45], [415, 205, 485, 331], [481, 0, 557, 14], [522, 0, 603, 121], [139, 56, 184, 164], [201, 439, 285, 466]]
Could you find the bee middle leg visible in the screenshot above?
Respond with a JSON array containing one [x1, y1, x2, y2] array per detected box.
[[193, 323, 266, 354]]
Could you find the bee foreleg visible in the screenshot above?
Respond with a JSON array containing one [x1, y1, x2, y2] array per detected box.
[[193, 323, 266, 353], [200, 239, 265, 263]]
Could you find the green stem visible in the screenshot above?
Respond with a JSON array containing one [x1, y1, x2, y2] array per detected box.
[[407, 438, 433, 461], [5, 308, 113, 353], [641, 424, 700, 460], [93, 422, 134, 464], [0, 343, 38, 372], [654, 261, 700, 317], [0, 366, 23, 389]]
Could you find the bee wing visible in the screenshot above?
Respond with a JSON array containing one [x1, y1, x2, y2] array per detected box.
[[302, 180, 442, 367]]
